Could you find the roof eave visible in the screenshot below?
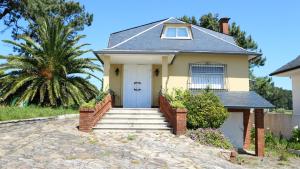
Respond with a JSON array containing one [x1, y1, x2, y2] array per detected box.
[[94, 50, 261, 57], [270, 66, 300, 76], [93, 51, 104, 64]]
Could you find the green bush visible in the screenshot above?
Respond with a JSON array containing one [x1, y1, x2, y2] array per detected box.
[[288, 128, 300, 150], [288, 142, 300, 150], [95, 91, 108, 103], [164, 89, 228, 129], [184, 90, 228, 129], [289, 128, 300, 143], [170, 100, 185, 109], [80, 99, 96, 109], [187, 128, 233, 149], [163, 88, 189, 109], [80, 91, 108, 109], [274, 108, 286, 113]]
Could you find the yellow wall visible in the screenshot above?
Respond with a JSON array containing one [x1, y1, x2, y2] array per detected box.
[[152, 65, 162, 107], [109, 64, 123, 106], [108, 54, 249, 107], [166, 54, 249, 91]]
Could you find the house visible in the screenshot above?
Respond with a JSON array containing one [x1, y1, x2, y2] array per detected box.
[[270, 56, 300, 129], [91, 17, 274, 157]]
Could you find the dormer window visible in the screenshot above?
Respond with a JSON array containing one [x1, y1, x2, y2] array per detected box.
[[161, 25, 192, 39]]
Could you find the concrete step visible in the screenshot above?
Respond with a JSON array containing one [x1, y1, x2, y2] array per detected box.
[[109, 108, 160, 114], [93, 108, 171, 131], [104, 114, 164, 118], [95, 123, 169, 128], [93, 124, 171, 130], [100, 118, 167, 123], [106, 112, 163, 115], [93, 129, 172, 133]]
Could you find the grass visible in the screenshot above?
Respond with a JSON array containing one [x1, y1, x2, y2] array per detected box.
[[0, 105, 78, 121]]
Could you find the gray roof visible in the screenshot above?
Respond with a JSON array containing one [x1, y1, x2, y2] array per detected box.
[[216, 91, 274, 109], [96, 17, 261, 56], [270, 55, 300, 76]]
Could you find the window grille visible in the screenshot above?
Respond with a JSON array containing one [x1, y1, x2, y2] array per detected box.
[[188, 64, 227, 92]]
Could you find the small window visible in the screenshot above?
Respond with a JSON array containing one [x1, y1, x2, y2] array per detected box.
[[166, 28, 176, 37], [162, 26, 191, 39], [189, 64, 226, 90]]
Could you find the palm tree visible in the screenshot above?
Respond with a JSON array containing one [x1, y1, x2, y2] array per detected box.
[[0, 17, 102, 107]]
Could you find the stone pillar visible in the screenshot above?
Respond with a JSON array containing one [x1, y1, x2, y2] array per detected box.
[[255, 109, 265, 157], [161, 56, 168, 92], [243, 109, 251, 150], [102, 55, 111, 91]]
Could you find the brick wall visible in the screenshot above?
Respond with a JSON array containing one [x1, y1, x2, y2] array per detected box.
[[79, 95, 112, 132], [159, 95, 187, 135]]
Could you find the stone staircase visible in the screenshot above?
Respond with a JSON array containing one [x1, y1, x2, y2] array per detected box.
[[93, 108, 171, 131]]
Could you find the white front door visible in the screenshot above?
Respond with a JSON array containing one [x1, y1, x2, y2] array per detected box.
[[123, 64, 152, 108]]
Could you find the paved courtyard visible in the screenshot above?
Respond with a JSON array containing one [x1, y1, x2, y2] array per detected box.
[[0, 118, 298, 169]]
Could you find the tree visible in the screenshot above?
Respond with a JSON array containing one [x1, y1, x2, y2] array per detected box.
[[0, 17, 101, 107], [179, 13, 266, 68], [0, 0, 93, 38], [250, 77, 292, 110]]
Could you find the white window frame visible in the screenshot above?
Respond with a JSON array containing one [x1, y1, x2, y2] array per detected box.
[[189, 64, 226, 90], [161, 26, 192, 39]]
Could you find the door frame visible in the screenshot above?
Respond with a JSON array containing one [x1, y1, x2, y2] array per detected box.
[[122, 64, 152, 108]]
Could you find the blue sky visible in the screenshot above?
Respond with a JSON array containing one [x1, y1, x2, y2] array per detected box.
[[1, 0, 300, 90]]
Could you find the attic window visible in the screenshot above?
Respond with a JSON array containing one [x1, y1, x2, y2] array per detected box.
[[162, 26, 192, 39]]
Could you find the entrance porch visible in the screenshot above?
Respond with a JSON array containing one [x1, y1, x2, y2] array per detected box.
[[99, 54, 174, 108]]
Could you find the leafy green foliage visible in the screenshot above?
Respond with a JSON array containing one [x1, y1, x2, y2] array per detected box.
[[164, 89, 228, 129], [80, 99, 96, 109], [179, 13, 266, 68], [170, 100, 185, 109], [163, 88, 189, 109], [95, 91, 108, 103], [250, 76, 292, 110], [0, 16, 102, 107], [289, 128, 300, 144], [250, 128, 300, 159], [288, 142, 300, 150], [0, 105, 77, 121], [187, 128, 233, 149], [80, 91, 108, 109], [0, 0, 93, 39]]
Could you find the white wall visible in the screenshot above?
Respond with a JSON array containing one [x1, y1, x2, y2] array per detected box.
[[292, 75, 300, 128], [220, 112, 244, 148]]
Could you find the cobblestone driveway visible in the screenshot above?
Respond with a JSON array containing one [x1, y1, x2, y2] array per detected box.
[[0, 118, 245, 169]]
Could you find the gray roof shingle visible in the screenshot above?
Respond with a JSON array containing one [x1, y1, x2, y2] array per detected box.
[[270, 55, 300, 76], [216, 91, 274, 109], [97, 17, 260, 56]]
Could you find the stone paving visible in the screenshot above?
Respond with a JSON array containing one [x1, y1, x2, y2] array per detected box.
[[0, 118, 298, 169]]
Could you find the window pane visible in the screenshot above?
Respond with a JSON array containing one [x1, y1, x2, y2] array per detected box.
[[166, 28, 176, 37], [177, 28, 188, 37], [191, 66, 224, 74]]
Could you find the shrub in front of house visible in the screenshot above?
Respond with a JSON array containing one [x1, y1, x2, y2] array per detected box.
[[164, 88, 229, 129], [288, 128, 300, 150], [185, 90, 229, 129], [187, 128, 233, 149], [80, 91, 108, 109]]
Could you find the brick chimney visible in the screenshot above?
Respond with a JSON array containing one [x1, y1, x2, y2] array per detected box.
[[219, 17, 230, 34]]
